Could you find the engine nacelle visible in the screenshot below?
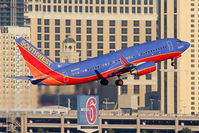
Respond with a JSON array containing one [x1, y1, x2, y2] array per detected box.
[[130, 62, 156, 76]]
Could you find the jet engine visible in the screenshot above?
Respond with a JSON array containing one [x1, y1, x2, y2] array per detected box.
[[130, 62, 156, 76]]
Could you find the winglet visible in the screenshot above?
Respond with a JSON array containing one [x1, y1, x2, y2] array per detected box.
[[118, 54, 130, 66]]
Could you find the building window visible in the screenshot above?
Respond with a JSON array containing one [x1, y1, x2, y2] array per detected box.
[[134, 28, 140, 34], [37, 42, 41, 48], [113, 7, 117, 13], [96, 6, 99, 13], [37, 34, 41, 40], [53, 5, 57, 12], [97, 36, 103, 41], [146, 36, 151, 42], [55, 50, 60, 56], [121, 85, 127, 94], [87, 50, 92, 56], [146, 85, 152, 93], [55, 42, 60, 48], [65, 20, 71, 25], [55, 27, 60, 33], [35, 5, 39, 11], [58, 6, 61, 12], [87, 35, 92, 41], [37, 19, 41, 25], [108, 7, 111, 13], [125, 7, 129, 13], [87, 28, 92, 34], [109, 43, 115, 49], [47, 5, 51, 12], [65, 27, 70, 33], [97, 51, 103, 56], [149, 0, 153, 5], [137, 7, 141, 13], [76, 35, 81, 41], [55, 19, 60, 25], [37, 27, 41, 32], [69, 6, 72, 12], [121, 28, 127, 34], [97, 43, 103, 49], [44, 27, 49, 33], [146, 21, 151, 26], [44, 35, 49, 40], [122, 43, 127, 49], [76, 20, 81, 26], [149, 7, 153, 13], [87, 43, 92, 49], [144, 7, 148, 13], [144, 0, 148, 5], [109, 28, 115, 34], [87, 20, 92, 26], [134, 20, 139, 26], [90, 7, 93, 12], [134, 85, 140, 94], [109, 36, 115, 41], [134, 36, 140, 42], [137, 0, 141, 4], [122, 36, 127, 42], [146, 28, 151, 34], [97, 28, 103, 34], [44, 19, 49, 25], [64, 6, 67, 12], [120, 7, 124, 13], [44, 42, 49, 48], [97, 20, 103, 26], [28, 5, 32, 11], [76, 27, 81, 33], [43, 5, 46, 12], [146, 74, 151, 80], [44, 50, 49, 56], [132, 7, 136, 13], [76, 43, 81, 49], [55, 35, 60, 41]]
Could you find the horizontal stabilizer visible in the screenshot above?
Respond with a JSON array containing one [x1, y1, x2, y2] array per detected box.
[[6, 76, 33, 80]]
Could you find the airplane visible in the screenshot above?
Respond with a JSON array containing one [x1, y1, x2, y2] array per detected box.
[[13, 38, 190, 86]]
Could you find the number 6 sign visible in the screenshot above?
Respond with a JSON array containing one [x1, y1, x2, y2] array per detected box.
[[86, 97, 97, 124]]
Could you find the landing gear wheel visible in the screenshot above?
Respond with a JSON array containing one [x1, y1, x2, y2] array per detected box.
[[115, 79, 124, 86], [100, 79, 109, 86], [171, 62, 176, 66]]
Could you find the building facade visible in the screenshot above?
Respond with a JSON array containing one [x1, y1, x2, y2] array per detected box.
[[24, 0, 158, 109], [0, 26, 32, 108], [0, 0, 24, 26]]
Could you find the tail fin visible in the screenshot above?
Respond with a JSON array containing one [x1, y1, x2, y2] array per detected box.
[[15, 38, 56, 78]]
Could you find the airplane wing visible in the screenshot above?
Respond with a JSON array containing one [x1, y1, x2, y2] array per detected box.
[[107, 54, 134, 77]]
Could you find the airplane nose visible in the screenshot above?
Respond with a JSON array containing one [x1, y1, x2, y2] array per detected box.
[[184, 41, 190, 50]]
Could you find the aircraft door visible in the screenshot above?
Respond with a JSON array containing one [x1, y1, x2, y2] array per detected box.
[[167, 41, 173, 51]]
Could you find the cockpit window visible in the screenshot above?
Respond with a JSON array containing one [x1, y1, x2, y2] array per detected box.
[[176, 40, 182, 44]]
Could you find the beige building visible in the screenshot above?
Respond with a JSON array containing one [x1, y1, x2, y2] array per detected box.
[[178, 0, 199, 115], [0, 26, 33, 108], [157, 0, 199, 115], [24, 0, 157, 109]]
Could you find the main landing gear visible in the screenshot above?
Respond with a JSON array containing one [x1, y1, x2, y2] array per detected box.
[[100, 75, 124, 86], [100, 79, 109, 86]]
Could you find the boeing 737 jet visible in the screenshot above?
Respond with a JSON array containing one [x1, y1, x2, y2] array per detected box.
[[13, 38, 189, 86]]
